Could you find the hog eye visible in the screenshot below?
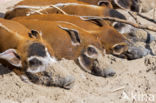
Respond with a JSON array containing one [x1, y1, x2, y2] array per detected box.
[[87, 47, 97, 55], [114, 45, 124, 51], [29, 58, 42, 66], [99, 2, 109, 6]]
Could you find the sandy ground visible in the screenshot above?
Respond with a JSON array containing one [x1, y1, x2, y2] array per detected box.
[[0, 0, 156, 103]]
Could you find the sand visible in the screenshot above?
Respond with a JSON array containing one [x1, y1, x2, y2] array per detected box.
[[0, 0, 156, 103]]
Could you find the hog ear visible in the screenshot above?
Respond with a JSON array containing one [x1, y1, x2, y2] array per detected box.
[[28, 29, 42, 40], [58, 25, 81, 46], [113, 0, 131, 9], [80, 17, 103, 27], [97, 0, 112, 8], [0, 49, 22, 67]]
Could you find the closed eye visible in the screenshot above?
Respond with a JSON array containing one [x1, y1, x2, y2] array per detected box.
[[87, 47, 97, 55], [29, 58, 42, 66], [113, 45, 125, 51]]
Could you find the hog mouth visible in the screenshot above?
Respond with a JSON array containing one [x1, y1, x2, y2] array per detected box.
[[91, 63, 116, 77], [125, 46, 149, 60], [25, 70, 75, 89], [25, 71, 53, 86], [113, 46, 150, 60]]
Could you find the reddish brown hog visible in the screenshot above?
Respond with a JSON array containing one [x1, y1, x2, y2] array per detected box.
[[13, 14, 149, 60], [5, 2, 126, 20], [13, 19, 116, 78], [0, 18, 74, 89]]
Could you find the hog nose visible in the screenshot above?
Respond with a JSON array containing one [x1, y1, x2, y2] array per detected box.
[[102, 68, 116, 78], [62, 76, 75, 89], [53, 75, 75, 90], [127, 46, 150, 60], [25, 71, 75, 89], [92, 66, 116, 78]]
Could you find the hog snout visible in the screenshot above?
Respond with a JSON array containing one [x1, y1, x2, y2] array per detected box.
[[25, 63, 75, 89], [92, 66, 116, 78], [126, 46, 150, 60]]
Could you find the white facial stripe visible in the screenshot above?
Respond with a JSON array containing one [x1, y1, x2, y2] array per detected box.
[[84, 45, 100, 59], [27, 56, 56, 73], [15, 3, 100, 15], [38, 31, 43, 36], [27, 64, 46, 74], [71, 42, 80, 46], [84, 52, 97, 59], [26, 8, 48, 16], [14, 3, 100, 17], [0, 23, 23, 39], [58, 25, 79, 34], [79, 16, 89, 20], [45, 48, 57, 63], [14, 5, 50, 16], [15, 5, 51, 9], [57, 21, 88, 32], [78, 56, 92, 73], [50, 5, 68, 15], [16, 3, 99, 9], [27, 48, 57, 74], [114, 0, 128, 10], [27, 48, 57, 63], [54, 3, 99, 8], [80, 16, 103, 20]]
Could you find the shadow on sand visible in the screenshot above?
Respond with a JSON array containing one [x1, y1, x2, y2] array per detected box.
[[0, 64, 12, 75]]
